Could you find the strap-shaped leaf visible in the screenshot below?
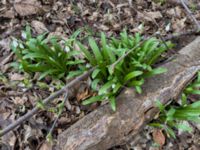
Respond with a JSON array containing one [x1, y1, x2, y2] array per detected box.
[[124, 71, 143, 82], [101, 32, 116, 63], [77, 42, 96, 65], [99, 80, 114, 95], [109, 96, 116, 111], [82, 95, 104, 105], [92, 68, 101, 79], [142, 67, 167, 78], [89, 37, 103, 65]]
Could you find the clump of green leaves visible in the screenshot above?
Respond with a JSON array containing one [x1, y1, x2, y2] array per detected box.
[[151, 72, 200, 138], [79, 30, 173, 110], [11, 26, 84, 80], [12, 27, 173, 111]]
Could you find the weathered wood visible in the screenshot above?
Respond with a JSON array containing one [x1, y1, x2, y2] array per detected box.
[[57, 37, 200, 150]]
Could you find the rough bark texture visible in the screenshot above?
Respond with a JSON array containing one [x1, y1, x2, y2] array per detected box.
[[57, 37, 200, 150]]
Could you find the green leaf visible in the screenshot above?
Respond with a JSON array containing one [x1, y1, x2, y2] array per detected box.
[[67, 70, 83, 79], [124, 71, 143, 82], [149, 123, 165, 128], [112, 83, 122, 93], [128, 79, 144, 87], [155, 100, 165, 112], [91, 79, 100, 90], [143, 67, 167, 78], [66, 60, 85, 65], [82, 95, 104, 105], [92, 68, 101, 79], [25, 26, 32, 40], [89, 37, 103, 65], [99, 80, 114, 95], [23, 53, 47, 60], [135, 86, 142, 94], [46, 133, 53, 143], [181, 93, 187, 106], [36, 100, 45, 110], [77, 42, 96, 65], [176, 123, 193, 132], [166, 107, 176, 122], [109, 96, 116, 111], [165, 126, 176, 138], [39, 69, 58, 80]]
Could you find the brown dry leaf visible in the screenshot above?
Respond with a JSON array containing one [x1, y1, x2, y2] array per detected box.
[[39, 141, 52, 150], [47, 27, 68, 40], [31, 20, 48, 34], [1, 131, 16, 150], [152, 129, 165, 147], [172, 18, 187, 32], [24, 125, 43, 143], [1, 52, 14, 66], [14, 0, 42, 16], [73, 43, 85, 59], [166, 6, 183, 18], [0, 38, 11, 52], [1, 9, 15, 18], [76, 88, 89, 101], [11, 96, 28, 105], [137, 11, 162, 22], [9, 73, 24, 81], [98, 24, 110, 31]]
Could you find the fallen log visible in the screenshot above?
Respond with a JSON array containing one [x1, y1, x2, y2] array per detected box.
[[57, 37, 200, 150]]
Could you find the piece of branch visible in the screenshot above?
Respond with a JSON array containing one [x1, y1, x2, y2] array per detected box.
[[47, 91, 69, 140], [180, 0, 200, 30], [164, 29, 200, 40], [168, 0, 200, 10], [0, 68, 94, 137], [57, 37, 200, 150]]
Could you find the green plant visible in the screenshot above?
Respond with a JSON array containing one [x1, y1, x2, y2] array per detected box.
[[79, 30, 173, 110], [190, 3, 198, 12], [153, 0, 166, 5], [150, 72, 200, 138], [11, 26, 84, 80], [12, 27, 173, 111]]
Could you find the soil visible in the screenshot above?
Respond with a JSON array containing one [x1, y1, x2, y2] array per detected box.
[[0, 0, 200, 150]]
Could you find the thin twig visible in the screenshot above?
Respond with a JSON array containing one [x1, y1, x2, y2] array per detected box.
[[164, 29, 200, 40], [47, 91, 68, 138], [180, 0, 200, 30], [168, 0, 200, 10], [0, 68, 94, 137]]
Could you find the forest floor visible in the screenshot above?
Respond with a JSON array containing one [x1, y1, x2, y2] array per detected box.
[[0, 0, 200, 150]]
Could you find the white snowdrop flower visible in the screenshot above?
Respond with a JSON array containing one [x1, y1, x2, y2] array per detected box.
[[86, 63, 91, 68], [138, 24, 144, 31], [155, 31, 160, 35], [112, 84, 116, 89], [64, 46, 70, 52], [21, 31, 27, 39], [19, 43, 24, 49], [12, 40, 18, 48], [165, 23, 171, 32]]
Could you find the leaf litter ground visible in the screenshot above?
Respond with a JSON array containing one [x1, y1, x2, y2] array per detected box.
[[0, 0, 200, 149]]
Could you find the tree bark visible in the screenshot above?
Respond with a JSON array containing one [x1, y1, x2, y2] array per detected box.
[[57, 37, 200, 150]]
